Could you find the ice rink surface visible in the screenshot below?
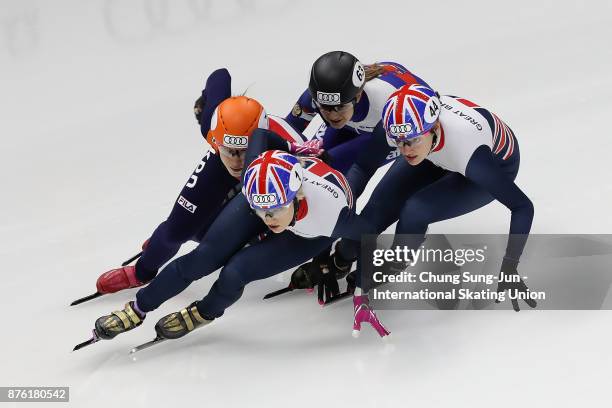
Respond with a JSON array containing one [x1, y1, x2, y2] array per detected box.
[[1, 0, 611, 406]]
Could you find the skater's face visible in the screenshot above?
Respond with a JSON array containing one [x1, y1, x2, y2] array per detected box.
[[255, 202, 295, 233], [398, 123, 438, 166], [218, 146, 247, 179], [316, 91, 362, 129]]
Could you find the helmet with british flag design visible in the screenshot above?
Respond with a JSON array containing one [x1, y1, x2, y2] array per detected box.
[[242, 150, 303, 210], [382, 83, 441, 142]]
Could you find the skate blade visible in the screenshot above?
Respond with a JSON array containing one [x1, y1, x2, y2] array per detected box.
[[323, 291, 352, 306], [263, 286, 293, 300], [129, 336, 166, 355], [70, 292, 103, 306], [73, 330, 100, 351], [73, 337, 97, 351], [122, 251, 143, 266]]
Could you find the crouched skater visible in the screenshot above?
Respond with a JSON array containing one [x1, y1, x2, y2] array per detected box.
[[329, 83, 537, 337], [77, 130, 383, 350], [74, 69, 312, 306]]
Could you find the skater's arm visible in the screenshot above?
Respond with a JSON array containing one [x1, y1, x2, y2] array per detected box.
[[466, 145, 535, 260], [196, 68, 232, 138], [284, 89, 317, 131], [243, 129, 292, 174], [345, 122, 394, 199]]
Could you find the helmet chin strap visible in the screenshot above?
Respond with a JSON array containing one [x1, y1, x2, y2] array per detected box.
[[428, 125, 440, 155], [429, 133, 438, 154], [289, 197, 300, 227]]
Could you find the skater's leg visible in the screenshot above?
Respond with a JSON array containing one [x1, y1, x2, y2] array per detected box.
[[135, 152, 237, 281], [391, 164, 520, 249], [336, 158, 445, 261], [137, 67, 233, 280], [135, 194, 266, 312], [345, 159, 446, 288], [197, 233, 332, 317]]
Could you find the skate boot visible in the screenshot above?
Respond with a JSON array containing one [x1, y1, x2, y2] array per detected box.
[[96, 265, 146, 295], [71, 265, 151, 306], [94, 301, 145, 340], [155, 303, 214, 340]]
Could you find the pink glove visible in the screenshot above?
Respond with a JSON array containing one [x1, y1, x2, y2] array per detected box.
[[289, 140, 324, 157], [353, 294, 390, 338]]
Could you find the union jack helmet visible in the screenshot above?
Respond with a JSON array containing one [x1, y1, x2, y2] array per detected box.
[[382, 84, 441, 142], [242, 150, 303, 210]]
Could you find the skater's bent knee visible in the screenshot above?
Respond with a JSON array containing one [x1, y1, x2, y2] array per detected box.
[[217, 263, 249, 289]]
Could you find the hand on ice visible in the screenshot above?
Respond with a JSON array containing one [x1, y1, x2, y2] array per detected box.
[[495, 257, 537, 312], [317, 266, 342, 305], [352, 294, 390, 338]]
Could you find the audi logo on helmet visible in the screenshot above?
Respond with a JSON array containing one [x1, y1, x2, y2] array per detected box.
[[251, 193, 278, 205], [389, 123, 414, 136], [223, 134, 248, 148], [316, 91, 341, 105]]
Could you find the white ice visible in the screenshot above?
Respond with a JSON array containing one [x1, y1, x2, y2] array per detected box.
[[1, 1, 611, 407]]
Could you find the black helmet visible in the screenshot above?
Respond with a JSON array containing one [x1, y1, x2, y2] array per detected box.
[[309, 51, 365, 106]]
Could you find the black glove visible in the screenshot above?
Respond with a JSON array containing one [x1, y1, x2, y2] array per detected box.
[[194, 94, 206, 125], [318, 265, 341, 305], [289, 247, 354, 304], [495, 257, 537, 312], [290, 262, 318, 289], [318, 150, 333, 165], [288, 254, 340, 304], [289, 248, 332, 289], [316, 249, 353, 304]]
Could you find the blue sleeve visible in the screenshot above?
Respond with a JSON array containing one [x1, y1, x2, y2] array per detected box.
[[198, 68, 232, 137], [344, 122, 395, 199], [284, 89, 316, 131], [465, 145, 535, 260]]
